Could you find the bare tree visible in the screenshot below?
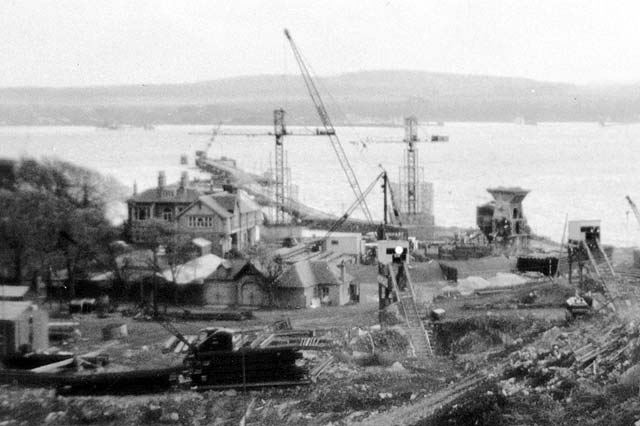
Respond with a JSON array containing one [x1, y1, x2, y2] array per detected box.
[[244, 244, 283, 307], [137, 219, 195, 315]]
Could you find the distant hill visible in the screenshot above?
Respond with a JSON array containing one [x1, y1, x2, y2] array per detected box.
[[0, 71, 638, 125]]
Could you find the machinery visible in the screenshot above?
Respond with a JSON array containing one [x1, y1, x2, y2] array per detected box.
[[626, 195, 640, 230], [285, 29, 374, 224], [279, 167, 404, 262]]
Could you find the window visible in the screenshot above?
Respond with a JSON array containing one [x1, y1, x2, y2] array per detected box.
[[188, 215, 213, 228], [135, 206, 150, 220], [331, 240, 339, 246], [162, 207, 173, 221]]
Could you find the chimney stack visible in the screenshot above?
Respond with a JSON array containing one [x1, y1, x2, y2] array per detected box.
[[180, 171, 188, 190], [133, 181, 138, 196], [157, 171, 166, 197], [158, 171, 166, 189]]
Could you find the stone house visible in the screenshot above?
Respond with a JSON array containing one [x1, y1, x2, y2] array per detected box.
[[275, 260, 354, 309], [159, 255, 268, 307], [176, 191, 262, 256], [127, 171, 202, 243], [127, 171, 262, 256]]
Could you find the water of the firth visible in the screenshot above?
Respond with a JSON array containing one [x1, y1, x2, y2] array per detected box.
[[2, 122, 640, 247]]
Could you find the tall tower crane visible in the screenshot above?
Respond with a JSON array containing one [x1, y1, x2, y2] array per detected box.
[[193, 109, 323, 224], [404, 117, 419, 215], [284, 29, 374, 224]]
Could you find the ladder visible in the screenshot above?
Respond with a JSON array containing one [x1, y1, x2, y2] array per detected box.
[[581, 240, 617, 311], [388, 263, 434, 358]]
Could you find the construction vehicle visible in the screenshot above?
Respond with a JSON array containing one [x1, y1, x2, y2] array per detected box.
[[284, 29, 374, 224], [565, 295, 592, 319], [174, 327, 307, 390]]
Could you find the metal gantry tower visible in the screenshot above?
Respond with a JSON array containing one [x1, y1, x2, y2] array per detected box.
[[273, 109, 287, 225], [404, 117, 419, 215]]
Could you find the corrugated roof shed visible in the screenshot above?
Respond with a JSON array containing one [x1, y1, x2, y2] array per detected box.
[[0, 286, 30, 300], [0, 301, 36, 321], [278, 260, 350, 288], [160, 254, 224, 284]]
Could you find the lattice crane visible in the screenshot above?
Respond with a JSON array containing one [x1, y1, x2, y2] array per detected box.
[[194, 110, 326, 224], [284, 29, 374, 224], [626, 195, 640, 230]]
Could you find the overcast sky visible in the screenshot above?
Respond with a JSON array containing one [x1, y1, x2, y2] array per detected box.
[[1, 0, 639, 87]]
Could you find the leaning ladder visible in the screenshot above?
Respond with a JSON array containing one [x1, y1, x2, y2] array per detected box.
[[581, 240, 617, 312], [388, 263, 434, 357]]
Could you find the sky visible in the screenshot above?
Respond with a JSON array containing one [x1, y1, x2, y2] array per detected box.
[[0, 0, 639, 87]]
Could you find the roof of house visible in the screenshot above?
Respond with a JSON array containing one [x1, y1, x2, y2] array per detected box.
[[0, 301, 37, 321], [160, 253, 224, 285], [128, 185, 201, 204], [197, 195, 233, 218], [116, 249, 169, 271], [207, 259, 263, 281], [212, 193, 236, 213], [278, 260, 352, 288], [0, 286, 30, 299]]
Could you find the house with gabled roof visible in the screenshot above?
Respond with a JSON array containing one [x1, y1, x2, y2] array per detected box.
[[127, 170, 263, 256], [127, 171, 203, 242], [156, 255, 268, 306], [176, 191, 262, 256], [275, 260, 354, 309]]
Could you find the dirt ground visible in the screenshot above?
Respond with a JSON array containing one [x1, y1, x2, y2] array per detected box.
[[7, 251, 640, 425]]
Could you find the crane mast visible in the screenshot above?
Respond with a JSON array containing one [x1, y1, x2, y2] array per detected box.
[[284, 29, 374, 224], [626, 195, 640, 229]]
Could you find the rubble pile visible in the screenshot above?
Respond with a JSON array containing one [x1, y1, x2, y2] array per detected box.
[[500, 320, 640, 400]]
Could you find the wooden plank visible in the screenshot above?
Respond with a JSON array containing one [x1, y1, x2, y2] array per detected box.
[[81, 341, 119, 359], [162, 336, 178, 352], [258, 334, 275, 348], [30, 357, 75, 373]]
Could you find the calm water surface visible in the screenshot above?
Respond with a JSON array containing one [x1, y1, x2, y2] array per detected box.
[[2, 123, 640, 246]]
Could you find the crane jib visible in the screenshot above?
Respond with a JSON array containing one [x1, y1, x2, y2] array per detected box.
[[284, 28, 374, 224]]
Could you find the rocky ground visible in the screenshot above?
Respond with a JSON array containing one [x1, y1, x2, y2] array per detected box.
[[5, 260, 640, 425]]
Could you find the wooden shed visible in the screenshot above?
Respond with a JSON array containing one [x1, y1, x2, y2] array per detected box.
[[0, 302, 48, 357]]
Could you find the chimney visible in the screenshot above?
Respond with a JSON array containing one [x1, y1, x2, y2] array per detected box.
[[157, 171, 166, 197], [133, 181, 138, 196], [180, 171, 188, 190], [222, 183, 236, 194]]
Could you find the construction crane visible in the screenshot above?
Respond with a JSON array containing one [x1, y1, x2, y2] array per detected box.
[[404, 117, 419, 215], [284, 29, 374, 224], [626, 195, 640, 230], [325, 168, 400, 237], [280, 167, 402, 261], [193, 110, 326, 224]]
